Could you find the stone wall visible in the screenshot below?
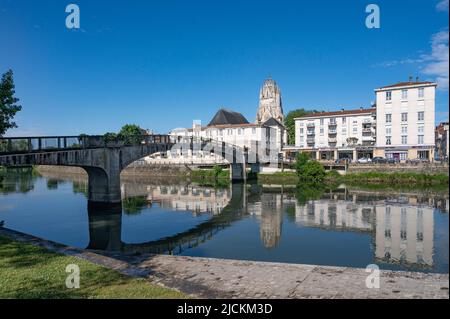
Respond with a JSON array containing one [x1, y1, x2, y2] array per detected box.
[[35, 164, 191, 179], [347, 163, 449, 175]]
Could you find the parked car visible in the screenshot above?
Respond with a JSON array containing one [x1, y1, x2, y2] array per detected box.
[[372, 157, 387, 164], [357, 157, 372, 164], [335, 158, 350, 164], [407, 158, 430, 164], [386, 158, 399, 164]]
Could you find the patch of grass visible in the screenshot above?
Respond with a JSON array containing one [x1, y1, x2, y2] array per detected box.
[[335, 172, 449, 185], [0, 236, 188, 299], [257, 172, 298, 184]]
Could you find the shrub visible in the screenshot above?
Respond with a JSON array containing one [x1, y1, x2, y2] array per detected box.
[[298, 160, 326, 182]]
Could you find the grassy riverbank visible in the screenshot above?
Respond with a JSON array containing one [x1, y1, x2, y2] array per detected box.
[[258, 171, 449, 186], [0, 236, 187, 299]]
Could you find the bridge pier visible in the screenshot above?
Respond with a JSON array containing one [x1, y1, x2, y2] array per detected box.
[[230, 163, 246, 182], [84, 167, 122, 207]]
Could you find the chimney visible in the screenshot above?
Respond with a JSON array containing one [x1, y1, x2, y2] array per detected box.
[[360, 106, 363, 110], [341, 108, 344, 112], [416, 76, 419, 82], [409, 75, 413, 82]]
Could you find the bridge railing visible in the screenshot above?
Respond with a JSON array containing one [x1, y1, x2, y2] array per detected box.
[[0, 134, 174, 155]]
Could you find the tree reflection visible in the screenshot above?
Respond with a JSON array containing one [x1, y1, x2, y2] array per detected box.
[[0, 167, 39, 194]]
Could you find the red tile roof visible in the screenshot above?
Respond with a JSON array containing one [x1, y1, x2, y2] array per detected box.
[[378, 81, 436, 89]]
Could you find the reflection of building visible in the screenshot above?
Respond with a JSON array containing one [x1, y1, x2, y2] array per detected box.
[[375, 206, 434, 266], [292, 193, 436, 268], [121, 184, 231, 215], [295, 200, 374, 232], [248, 193, 284, 248]]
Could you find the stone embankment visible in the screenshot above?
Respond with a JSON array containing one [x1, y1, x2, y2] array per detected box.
[[0, 227, 448, 299], [347, 163, 449, 175]]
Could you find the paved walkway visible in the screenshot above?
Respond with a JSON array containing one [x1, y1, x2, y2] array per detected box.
[[1, 227, 448, 299]]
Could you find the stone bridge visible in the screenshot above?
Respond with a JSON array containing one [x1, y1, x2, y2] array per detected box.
[[0, 135, 263, 206]]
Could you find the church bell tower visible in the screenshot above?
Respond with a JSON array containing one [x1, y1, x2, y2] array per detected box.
[[256, 77, 284, 124]]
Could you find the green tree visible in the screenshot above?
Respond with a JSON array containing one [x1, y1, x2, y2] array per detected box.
[[294, 152, 310, 176], [0, 70, 22, 136], [298, 161, 326, 182], [284, 108, 320, 145], [118, 124, 145, 145]]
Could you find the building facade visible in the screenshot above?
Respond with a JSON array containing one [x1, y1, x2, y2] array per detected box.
[[149, 78, 286, 164], [374, 81, 437, 161], [435, 122, 449, 161], [293, 107, 376, 161]]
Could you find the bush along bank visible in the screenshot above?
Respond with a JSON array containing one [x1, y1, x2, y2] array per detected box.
[[330, 171, 449, 186], [190, 165, 230, 187]]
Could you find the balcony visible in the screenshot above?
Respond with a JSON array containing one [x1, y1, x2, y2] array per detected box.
[[307, 130, 315, 136], [306, 137, 315, 144], [362, 128, 372, 134], [306, 123, 315, 128], [328, 122, 337, 127], [328, 137, 337, 143], [328, 130, 337, 135], [362, 135, 374, 141]]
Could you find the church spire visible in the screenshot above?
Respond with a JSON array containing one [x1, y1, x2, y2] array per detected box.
[[256, 77, 284, 124]]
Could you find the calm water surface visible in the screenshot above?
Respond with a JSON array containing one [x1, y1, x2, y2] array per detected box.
[[0, 169, 448, 273]]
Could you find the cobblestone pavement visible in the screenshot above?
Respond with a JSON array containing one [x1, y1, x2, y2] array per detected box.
[[1, 227, 448, 299], [136, 255, 449, 299]]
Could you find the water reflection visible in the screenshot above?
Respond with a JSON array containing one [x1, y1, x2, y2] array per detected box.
[[0, 169, 448, 273]]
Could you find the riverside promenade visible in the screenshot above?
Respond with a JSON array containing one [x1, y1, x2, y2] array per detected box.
[[1, 227, 448, 299]]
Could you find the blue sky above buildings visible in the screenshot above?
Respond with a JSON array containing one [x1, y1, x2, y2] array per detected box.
[[0, 0, 448, 136]]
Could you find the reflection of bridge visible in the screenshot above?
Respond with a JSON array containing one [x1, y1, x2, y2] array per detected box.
[[87, 183, 248, 254], [0, 135, 263, 206]]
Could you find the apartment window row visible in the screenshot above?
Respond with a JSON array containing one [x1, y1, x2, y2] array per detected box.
[[206, 128, 256, 136], [385, 135, 425, 145], [386, 111, 424, 123], [385, 88, 425, 101]]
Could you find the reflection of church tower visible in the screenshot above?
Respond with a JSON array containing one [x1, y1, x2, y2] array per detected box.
[[259, 194, 283, 248], [256, 77, 284, 124]]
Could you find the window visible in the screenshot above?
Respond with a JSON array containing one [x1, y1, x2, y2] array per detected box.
[[418, 135, 424, 144], [386, 127, 391, 135], [386, 91, 392, 101], [401, 89, 408, 100], [299, 122, 304, 127], [252, 128, 256, 134], [320, 118, 324, 125], [418, 111, 424, 121], [418, 87, 424, 99], [418, 125, 424, 134], [238, 128, 242, 135], [353, 127, 357, 133], [401, 135, 407, 144], [330, 118, 336, 125], [320, 128, 324, 134], [401, 113, 408, 122], [342, 128, 347, 135], [342, 117, 346, 124], [386, 114, 392, 123], [401, 126, 407, 134], [386, 137, 391, 145], [219, 130, 223, 136], [300, 128, 304, 134], [400, 153, 407, 161], [300, 136, 304, 142]]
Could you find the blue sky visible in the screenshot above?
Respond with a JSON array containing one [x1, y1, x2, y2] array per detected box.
[[0, 0, 448, 136]]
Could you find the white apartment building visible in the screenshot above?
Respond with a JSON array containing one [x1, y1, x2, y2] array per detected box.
[[293, 107, 376, 161], [374, 80, 437, 161]]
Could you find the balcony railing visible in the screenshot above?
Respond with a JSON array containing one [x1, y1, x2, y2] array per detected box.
[[328, 130, 337, 135], [328, 137, 337, 143], [306, 123, 315, 128]]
